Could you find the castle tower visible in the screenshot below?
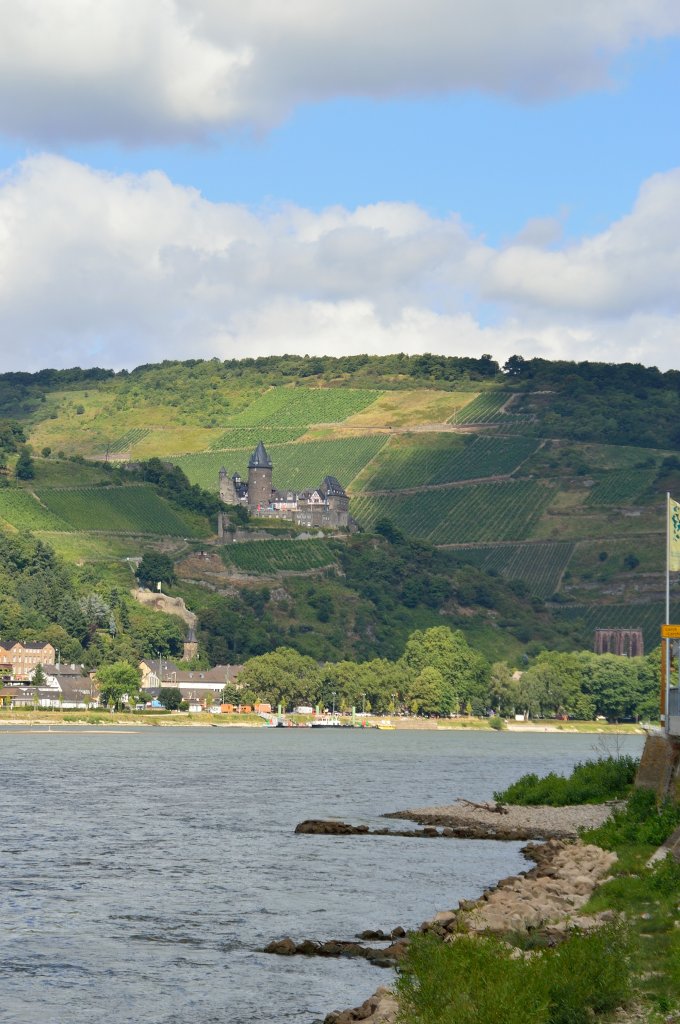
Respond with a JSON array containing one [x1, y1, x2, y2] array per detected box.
[[247, 441, 273, 510], [219, 467, 238, 505], [183, 625, 198, 661]]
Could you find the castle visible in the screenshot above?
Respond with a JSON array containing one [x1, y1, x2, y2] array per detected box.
[[218, 441, 350, 529]]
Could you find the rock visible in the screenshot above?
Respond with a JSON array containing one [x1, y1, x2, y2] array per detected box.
[[357, 929, 388, 941], [390, 926, 406, 938], [264, 937, 296, 955], [297, 939, 320, 955], [324, 987, 398, 1024], [295, 819, 370, 835]]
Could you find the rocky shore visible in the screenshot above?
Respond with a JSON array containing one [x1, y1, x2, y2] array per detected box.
[[385, 797, 622, 840], [314, 800, 621, 1024]]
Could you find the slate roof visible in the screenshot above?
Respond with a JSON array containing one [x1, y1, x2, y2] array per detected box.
[[321, 476, 346, 497], [248, 441, 272, 469], [0, 640, 53, 651]]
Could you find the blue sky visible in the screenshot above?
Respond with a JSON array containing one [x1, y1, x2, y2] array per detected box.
[[0, 2, 679, 371]]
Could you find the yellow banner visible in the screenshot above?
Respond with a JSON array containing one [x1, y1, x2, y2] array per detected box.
[[670, 497, 680, 571]]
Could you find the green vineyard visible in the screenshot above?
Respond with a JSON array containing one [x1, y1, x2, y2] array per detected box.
[[359, 435, 539, 491], [0, 490, 71, 532], [221, 539, 338, 574], [351, 480, 554, 544], [227, 386, 381, 426], [450, 541, 575, 598], [173, 435, 388, 493], [553, 601, 680, 652], [453, 390, 535, 427], [585, 470, 655, 506], [36, 486, 201, 536], [208, 427, 305, 450], [104, 428, 151, 453]]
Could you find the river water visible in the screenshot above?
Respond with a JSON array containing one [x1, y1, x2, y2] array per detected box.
[[1, 727, 643, 1024]]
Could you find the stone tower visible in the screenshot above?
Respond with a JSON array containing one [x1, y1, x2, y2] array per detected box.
[[247, 441, 273, 510], [219, 467, 238, 505], [183, 625, 198, 662]]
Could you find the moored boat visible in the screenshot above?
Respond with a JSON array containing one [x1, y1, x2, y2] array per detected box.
[[310, 714, 343, 728]]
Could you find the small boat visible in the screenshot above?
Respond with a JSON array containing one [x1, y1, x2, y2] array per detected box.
[[376, 719, 395, 730], [310, 714, 343, 728]]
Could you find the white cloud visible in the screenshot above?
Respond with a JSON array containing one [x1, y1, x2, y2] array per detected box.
[[1, 154, 680, 371], [0, 0, 679, 142]]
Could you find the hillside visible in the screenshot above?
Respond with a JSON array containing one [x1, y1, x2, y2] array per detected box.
[[1, 353, 679, 664]]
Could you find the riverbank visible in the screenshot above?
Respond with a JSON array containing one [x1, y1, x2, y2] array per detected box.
[[0, 710, 647, 732], [322, 836, 621, 1024], [384, 798, 621, 840]]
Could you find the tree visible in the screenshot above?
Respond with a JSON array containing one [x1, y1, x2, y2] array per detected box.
[[158, 686, 183, 710], [400, 627, 489, 715], [237, 647, 321, 708], [32, 663, 46, 686], [96, 661, 141, 710], [15, 446, 35, 480], [406, 667, 445, 716], [488, 662, 519, 716], [136, 553, 177, 589], [41, 447, 52, 458]]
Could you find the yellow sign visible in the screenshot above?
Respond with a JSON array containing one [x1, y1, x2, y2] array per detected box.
[[661, 624, 680, 638]]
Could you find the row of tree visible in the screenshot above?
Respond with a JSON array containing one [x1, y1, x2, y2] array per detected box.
[[231, 627, 660, 721]]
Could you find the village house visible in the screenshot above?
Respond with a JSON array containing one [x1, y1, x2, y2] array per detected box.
[[0, 641, 56, 680], [0, 663, 97, 709], [138, 658, 243, 706], [218, 441, 351, 531]]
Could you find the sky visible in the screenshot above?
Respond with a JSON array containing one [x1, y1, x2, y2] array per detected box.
[[0, 1, 679, 373]]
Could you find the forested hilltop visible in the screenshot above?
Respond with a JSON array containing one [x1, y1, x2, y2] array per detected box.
[[0, 351, 679, 698]]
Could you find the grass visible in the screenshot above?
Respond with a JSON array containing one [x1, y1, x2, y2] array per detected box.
[[494, 755, 639, 805], [530, 497, 664, 540], [0, 489, 72, 531], [33, 531, 183, 563], [343, 390, 478, 427], [397, 925, 634, 1024]]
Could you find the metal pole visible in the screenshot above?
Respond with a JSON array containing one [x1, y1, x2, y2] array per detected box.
[[666, 493, 671, 732]]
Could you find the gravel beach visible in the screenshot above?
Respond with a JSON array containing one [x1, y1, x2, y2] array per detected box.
[[385, 798, 622, 839]]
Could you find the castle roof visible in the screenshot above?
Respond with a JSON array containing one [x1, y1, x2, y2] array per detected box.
[[321, 476, 346, 497], [248, 441, 272, 469]]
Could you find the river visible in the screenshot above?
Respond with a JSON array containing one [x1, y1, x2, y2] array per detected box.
[[0, 727, 643, 1024]]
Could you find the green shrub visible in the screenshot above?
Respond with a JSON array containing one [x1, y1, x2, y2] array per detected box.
[[489, 715, 505, 730], [583, 787, 680, 849], [397, 933, 548, 1024], [494, 756, 638, 806], [396, 925, 633, 1024], [544, 924, 634, 1023]]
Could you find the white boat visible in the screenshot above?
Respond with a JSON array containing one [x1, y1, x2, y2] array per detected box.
[[310, 714, 343, 728]]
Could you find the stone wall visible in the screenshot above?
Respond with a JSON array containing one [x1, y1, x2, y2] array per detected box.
[[635, 731, 680, 802]]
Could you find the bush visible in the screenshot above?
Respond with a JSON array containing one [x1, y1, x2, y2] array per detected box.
[[494, 756, 638, 806], [489, 715, 505, 730], [583, 787, 680, 849], [396, 925, 633, 1024], [397, 933, 548, 1024], [544, 924, 634, 1023]]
